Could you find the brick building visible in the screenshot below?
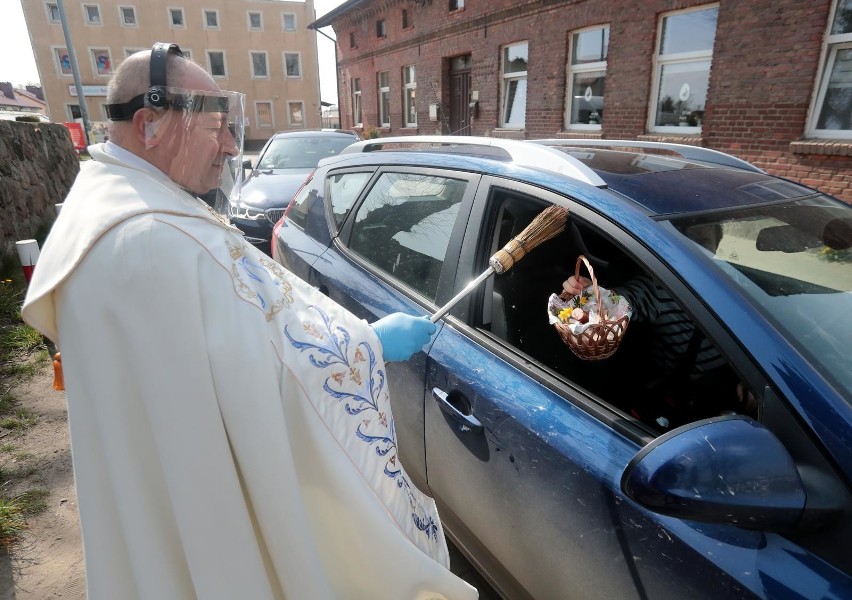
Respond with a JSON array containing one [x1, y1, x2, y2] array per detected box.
[[311, 0, 852, 202]]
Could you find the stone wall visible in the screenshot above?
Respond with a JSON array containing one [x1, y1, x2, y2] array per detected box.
[[0, 121, 79, 272]]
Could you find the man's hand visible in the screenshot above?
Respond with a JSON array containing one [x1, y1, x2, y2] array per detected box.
[[562, 275, 592, 297], [371, 313, 437, 361]]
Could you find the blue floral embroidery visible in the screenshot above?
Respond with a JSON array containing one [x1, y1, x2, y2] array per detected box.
[[285, 305, 440, 542]]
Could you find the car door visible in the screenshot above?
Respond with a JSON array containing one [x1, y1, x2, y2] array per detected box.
[[423, 177, 852, 599], [306, 166, 480, 490]]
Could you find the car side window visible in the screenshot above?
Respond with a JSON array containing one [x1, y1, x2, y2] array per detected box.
[[286, 183, 314, 229], [348, 172, 466, 301], [328, 172, 372, 229], [483, 189, 756, 434]]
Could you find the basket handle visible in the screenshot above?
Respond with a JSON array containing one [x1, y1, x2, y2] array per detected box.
[[566, 255, 606, 320]]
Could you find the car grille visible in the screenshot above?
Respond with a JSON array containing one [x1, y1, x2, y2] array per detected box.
[[266, 208, 285, 224]]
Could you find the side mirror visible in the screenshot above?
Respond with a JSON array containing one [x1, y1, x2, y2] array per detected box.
[[621, 416, 806, 531], [242, 158, 253, 171]]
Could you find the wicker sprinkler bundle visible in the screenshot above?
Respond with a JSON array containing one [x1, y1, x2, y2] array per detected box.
[[431, 205, 571, 322], [551, 255, 629, 360]]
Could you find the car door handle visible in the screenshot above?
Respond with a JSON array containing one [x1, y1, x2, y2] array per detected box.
[[432, 387, 483, 434]]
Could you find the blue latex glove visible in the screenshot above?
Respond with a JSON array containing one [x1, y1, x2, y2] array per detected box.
[[371, 313, 437, 361]]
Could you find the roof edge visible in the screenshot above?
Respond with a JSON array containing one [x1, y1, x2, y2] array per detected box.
[[308, 0, 367, 29]]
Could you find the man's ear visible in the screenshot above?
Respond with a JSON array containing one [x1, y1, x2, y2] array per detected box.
[[132, 108, 161, 148]]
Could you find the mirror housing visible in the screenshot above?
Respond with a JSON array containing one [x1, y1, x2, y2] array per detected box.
[[621, 416, 807, 531]]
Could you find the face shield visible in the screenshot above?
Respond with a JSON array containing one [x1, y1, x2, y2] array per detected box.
[[140, 86, 246, 216]]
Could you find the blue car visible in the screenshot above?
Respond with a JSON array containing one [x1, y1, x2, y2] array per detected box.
[[271, 136, 852, 600]]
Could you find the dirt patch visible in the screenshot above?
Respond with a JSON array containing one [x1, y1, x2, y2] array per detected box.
[[0, 360, 85, 600]]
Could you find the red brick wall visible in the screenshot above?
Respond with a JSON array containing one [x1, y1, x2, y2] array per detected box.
[[329, 0, 852, 202]]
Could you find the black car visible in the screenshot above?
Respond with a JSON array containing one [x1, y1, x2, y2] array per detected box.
[[229, 129, 359, 254]]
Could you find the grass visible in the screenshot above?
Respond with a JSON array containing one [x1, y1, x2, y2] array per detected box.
[[0, 279, 50, 551]]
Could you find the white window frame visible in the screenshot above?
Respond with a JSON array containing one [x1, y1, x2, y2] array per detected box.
[[377, 71, 391, 127], [283, 52, 302, 78], [90, 47, 113, 78], [203, 9, 220, 30], [66, 103, 82, 121], [168, 7, 185, 28], [118, 5, 137, 27], [648, 4, 719, 135], [250, 51, 269, 79], [83, 4, 102, 26], [255, 101, 274, 129], [282, 13, 296, 32], [207, 50, 227, 79], [288, 100, 305, 127], [248, 11, 263, 31], [54, 46, 72, 77], [403, 65, 417, 127], [450, 0, 465, 10], [807, 0, 852, 139], [45, 3, 60, 23], [500, 41, 528, 129], [565, 25, 609, 130], [352, 77, 363, 128]]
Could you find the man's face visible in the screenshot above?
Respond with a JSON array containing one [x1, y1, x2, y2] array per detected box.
[[163, 107, 237, 195]]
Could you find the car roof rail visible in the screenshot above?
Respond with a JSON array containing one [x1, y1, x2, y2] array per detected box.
[[339, 135, 607, 187], [532, 138, 765, 174]]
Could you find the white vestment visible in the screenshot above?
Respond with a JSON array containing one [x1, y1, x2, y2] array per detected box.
[[22, 143, 477, 600]]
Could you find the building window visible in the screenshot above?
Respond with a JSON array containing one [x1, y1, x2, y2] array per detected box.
[[288, 101, 305, 126], [566, 26, 609, 128], [208, 51, 226, 78], [248, 11, 262, 31], [46, 3, 60, 23], [67, 104, 82, 120], [403, 65, 417, 127], [92, 49, 112, 77], [376, 19, 386, 38], [650, 5, 718, 133], [809, 0, 852, 138], [169, 8, 185, 28], [352, 78, 362, 127], [284, 52, 301, 78], [378, 71, 391, 127], [125, 47, 145, 58], [283, 13, 296, 31], [204, 9, 219, 29], [251, 52, 268, 78], [256, 101, 274, 128], [83, 4, 101, 25], [55, 47, 72, 76], [449, 0, 464, 10], [501, 41, 528, 128], [350, 32, 356, 48], [402, 9, 410, 29], [119, 6, 136, 26]]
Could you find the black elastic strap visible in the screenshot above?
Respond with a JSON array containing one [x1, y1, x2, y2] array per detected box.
[[105, 42, 184, 121]]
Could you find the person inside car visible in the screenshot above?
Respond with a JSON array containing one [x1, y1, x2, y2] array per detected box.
[[562, 224, 756, 429], [21, 44, 474, 600]]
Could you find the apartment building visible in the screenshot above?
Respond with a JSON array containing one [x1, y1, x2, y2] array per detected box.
[[311, 0, 852, 202], [22, 0, 322, 148]]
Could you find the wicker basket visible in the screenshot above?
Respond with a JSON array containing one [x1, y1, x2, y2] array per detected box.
[[551, 256, 630, 361]]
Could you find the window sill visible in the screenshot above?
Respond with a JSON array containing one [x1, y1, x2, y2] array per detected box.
[[790, 139, 852, 157], [555, 131, 603, 139], [637, 133, 704, 147], [491, 128, 525, 140]]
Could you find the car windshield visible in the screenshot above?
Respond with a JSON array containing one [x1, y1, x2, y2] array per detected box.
[[258, 136, 353, 169], [671, 195, 852, 401]]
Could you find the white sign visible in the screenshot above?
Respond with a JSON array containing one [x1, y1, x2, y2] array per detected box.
[[68, 85, 109, 97]]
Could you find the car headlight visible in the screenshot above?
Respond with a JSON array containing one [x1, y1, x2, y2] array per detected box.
[[228, 201, 266, 220]]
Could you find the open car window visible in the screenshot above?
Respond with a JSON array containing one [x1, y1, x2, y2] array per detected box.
[[480, 187, 756, 434]]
